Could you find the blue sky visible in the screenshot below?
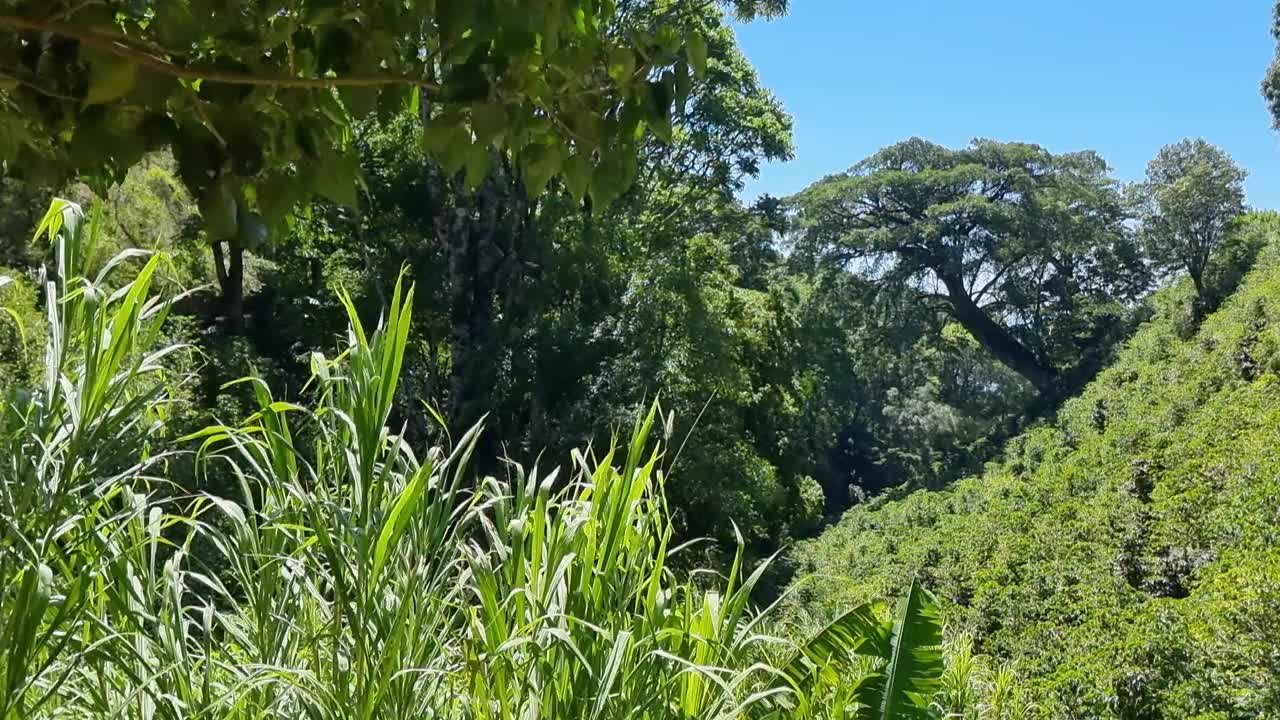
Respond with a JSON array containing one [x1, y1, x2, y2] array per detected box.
[[732, 1, 1280, 208]]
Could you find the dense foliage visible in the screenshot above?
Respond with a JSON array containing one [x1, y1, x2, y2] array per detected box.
[[1, 200, 1032, 719], [0, 9, 1067, 561], [788, 139, 1149, 398], [3, 5, 1280, 718], [1140, 139, 1248, 308], [0, 0, 783, 328], [788, 212, 1280, 717]]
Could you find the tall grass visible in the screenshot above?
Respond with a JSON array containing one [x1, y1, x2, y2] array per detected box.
[[1, 199, 1021, 719], [0, 200, 815, 720]]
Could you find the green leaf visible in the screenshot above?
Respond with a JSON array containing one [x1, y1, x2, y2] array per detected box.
[[674, 59, 692, 110], [865, 580, 945, 720], [646, 76, 675, 144], [340, 85, 380, 118], [757, 602, 888, 717], [422, 120, 470, 157], [256, 172, 304, 229], [406, 85, 421, 117], [435, 132, 474, 176], [520, 141, 563, 198], [314, 150, 362, 207], [4, 563, 52, 698], [589, 149, 636, 209], [199, 181, 239, 240], [464, 144, 490, 189], [470, 102, 507, 146], [686, 31, 709, 79], [562, 153, 591, 201], [608, 46, 636, 84], [85, 54, 139, 106], [371, 460, 434, 584]]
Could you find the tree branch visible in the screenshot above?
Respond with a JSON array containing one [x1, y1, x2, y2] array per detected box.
[[50, 1, 102, 23], [0, 14, 445, 95], [0, 68, 80, 101]]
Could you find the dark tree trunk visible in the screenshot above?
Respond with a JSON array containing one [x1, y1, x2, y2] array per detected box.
[[1189, 266, 1206, 302], [211, 239, 245, 332], [441, 174, 507, 444], [942, 274, 1057, 395]]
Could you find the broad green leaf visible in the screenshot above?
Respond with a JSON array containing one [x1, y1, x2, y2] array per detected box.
[[464, 144, 491, 189], [85, 54, 140, 106], [340, 85, 380, 118], [314, 150, 362, 207], [199, 182, 239, 240], [686, 31, 709, 78], [562, 153, 592, 200], [608, 46, 637, 83], [521, 141, 563, 198], [470, 102, 508, 145]]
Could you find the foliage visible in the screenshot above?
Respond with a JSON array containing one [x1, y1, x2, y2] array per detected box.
[[0, 0, 783, 221], [256, 15, 811, 553], [0, 265, 43, 392], [0, 199, 180, 719], [0, 0, 792, 331], [772, 580, 944, 719], [1262, 0, 1280, 129], [1139, 138, 1248, 307], [789, 215, 1280, 717], [4, 198, 913, 720], [788, 138, 1149, 397]]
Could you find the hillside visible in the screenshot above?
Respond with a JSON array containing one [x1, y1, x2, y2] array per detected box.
[[789, 238, 1280, 717]]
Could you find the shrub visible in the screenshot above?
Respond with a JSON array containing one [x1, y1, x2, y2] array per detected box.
[[0, 266, 44, 393]]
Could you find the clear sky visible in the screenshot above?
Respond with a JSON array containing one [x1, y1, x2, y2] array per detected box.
[[732, 1, 1280, 208]]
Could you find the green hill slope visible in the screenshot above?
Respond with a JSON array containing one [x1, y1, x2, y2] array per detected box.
[[790, 236, 1280, 717]]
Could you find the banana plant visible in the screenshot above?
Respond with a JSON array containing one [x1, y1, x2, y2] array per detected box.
[[760, 579, 945, 719]]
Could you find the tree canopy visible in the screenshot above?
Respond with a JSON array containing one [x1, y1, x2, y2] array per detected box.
[[0, 0, 782, 236], [1140, 138, 1247, 304], [788, 138, 1147, 396]]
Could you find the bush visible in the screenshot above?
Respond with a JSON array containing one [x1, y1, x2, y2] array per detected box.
[[0, 266, 44, 393]]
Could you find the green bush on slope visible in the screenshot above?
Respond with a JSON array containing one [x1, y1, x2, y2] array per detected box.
[[790, 224, 1280, 718], [0, 267, 44, 393]]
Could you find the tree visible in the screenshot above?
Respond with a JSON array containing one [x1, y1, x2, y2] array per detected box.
[[789, 138, 1147, 397], [1262, 1, 1280, 128], [1140, 139, 1247, 305], [267, 4, 799, 547], [0, 0, 783, 326]]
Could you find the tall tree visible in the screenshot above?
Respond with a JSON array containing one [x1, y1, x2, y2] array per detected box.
[[1140, 139, 1247, 304], [789, 138, 1147, 397], [275, 1, 793, 464]]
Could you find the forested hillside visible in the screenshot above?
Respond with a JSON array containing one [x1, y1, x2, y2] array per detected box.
[[790, 213, 1280, 716]]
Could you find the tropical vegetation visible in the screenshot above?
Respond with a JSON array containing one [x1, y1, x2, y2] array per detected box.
[[3, 1, 1280, 718]]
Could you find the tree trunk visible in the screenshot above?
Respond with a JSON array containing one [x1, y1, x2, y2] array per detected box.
[[942, 274, 1057, 395], [1189, 265, 1206, 302], [211, 239, 245, 332], [442, 179, 503, 441]]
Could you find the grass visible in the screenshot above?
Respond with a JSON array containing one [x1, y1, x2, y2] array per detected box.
[[0, 200, 827, 720]]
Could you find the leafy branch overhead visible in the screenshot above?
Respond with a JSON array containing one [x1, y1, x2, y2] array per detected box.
[[0, 0, 779, 241]]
